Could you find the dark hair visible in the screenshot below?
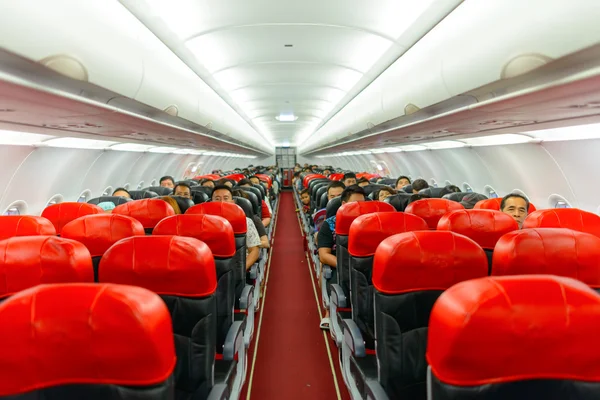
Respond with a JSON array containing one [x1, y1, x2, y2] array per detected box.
[[211, 185, 233, 198], [300, 188, 310, 196], [216, 178, 234, 186], [174, 182, 191, 192], [357, 177, 369, 184], [326, 181, 346, 194], [440, 184, 461, 197], [238, 178, 252, 186], [343, 172, 357, 181], [378, 186, 397, 197], [341, 185, 366, 203], [500, 193, 530, 211], [408, 194, 429, 204], [232, 189, 248, 199], [248, 175, 259, 181], [159, 176, 175, 185], [412, 178, 429, 192], [112, 187, 131, 197], [395, 175, 411, 187]]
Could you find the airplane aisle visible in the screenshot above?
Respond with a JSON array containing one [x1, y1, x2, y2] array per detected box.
[[242, 191, 349, 400]]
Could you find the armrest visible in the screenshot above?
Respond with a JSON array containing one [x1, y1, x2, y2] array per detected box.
[[238, 285, 254, 310], [248, 264, 258, 280], [206, 383, 228, 400], [223, 320, 245, 361], [323, 264, 332, 279], [365, 380, 389, 400], [341, 319, 365, 358], [330, 283, 347, 308]]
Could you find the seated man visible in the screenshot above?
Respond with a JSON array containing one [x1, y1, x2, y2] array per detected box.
[[112, 187, 131, 198], [173, 182, 192, 199], [159, 175, 175, 189], [342, 172, 357, 187], [216, 178, 234, 188], [212, 185, 261, 269], [299, 189, 311, 214], [395, 175, 411, 190], [377, 186, 397, 201], [500, 193, 530, 228], [357, 177, 370, 187], [325, 181, 345, 203], [232, 189, 270, 249], [239, 178, 271, 227], [200, 179, 215, 188], [317, 185, 366, 330], [411, 178, 429, 193]]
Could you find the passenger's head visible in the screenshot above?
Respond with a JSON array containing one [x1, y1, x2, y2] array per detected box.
[[500, 193, 530, 228], [342, 173, 357, 187], [323, 169, 331, 176], [440, 184, 461, 197], [357, 177, 370, 187], [216, 178, 234, 188], [211, 185, 234, 203], [201, 179, 215, 188], [158, 196, 182, 214], [249, 176, 260, 186], [395, 176, 411, 189], [300, 189, 310, 205], [112, 188, 131, 199], [173, 182, 192, 199], [159, 176, 175, 189], [460, 193, 488, 209], [378, 186, 397, 202], [326, 181, 346, 201], [232, 189, 248, 200], [341, 185, 366, 204], [411, 179, 429, 193], [238, 178, 252, 187]]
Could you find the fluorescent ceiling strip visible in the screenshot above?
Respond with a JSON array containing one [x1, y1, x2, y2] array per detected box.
[[422, 140, 465, 149], [148, 146, 178, 153], [0, 131, 55, 145], [110, 143, 157, 152], [523, 122, 600, 142], [42, 137, 117, 149], [460, 134, 533, 146]]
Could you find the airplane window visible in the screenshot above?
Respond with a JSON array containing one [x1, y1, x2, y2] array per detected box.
[[150, 179, 157, 186], [123, 183, 130, 190], [3, 201, 27, 216], [556, 202, 570, 208], [4, 207, 19, 216], [484, 185, 498, 198], [102, 186, 113, 196], [77, 189, 92, 203], [511, 189, 530, 200], [463, 183, 473, 193], [46, 194, 64, 207], [445, 180, 452, 186], [430, 179, 438, 188], [137, 181, 144, 189], [549, 194, 572, 209]]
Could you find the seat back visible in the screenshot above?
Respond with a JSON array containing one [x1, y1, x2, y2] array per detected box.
[[191, 186, 213, 197], [492, 228, 600, 291], [405, 198, 464, 229], [142, 186, 173, 196], [318, 191, 329, 210], [238, 190, 261, 218], [437, 209, 518, 271], [418, 187, 446, 198], [0, 216, 56, 240], [153, 214, 236, 351], [522, 208, 600, 238], [87, 196, 132, 206], [41, 203, 103, 235], [384, 193, 414, 211], [191, 191, 209, 205], [0, 236, 93, 300], [0, 283, 175, 399], [61, 214, 145, 281], [233, 197, 254, 219], [474, 197, 538, 212], [361, 184, 386, 197], [113, 199, 175, 234], [99, 235, 216, 400], [303, 174, 326, 189], [313, 185, 328, 209], [347, 212, 429, 347], [328, 173, 344, 181], [325, 197, 342, 219], [373, 231, 487, 400], [308, 178, 329, 194], [441, 192, 471, 202], [237, 185, 263, 203], [128, 190, 158, 200], [427, 275, 600, 399]]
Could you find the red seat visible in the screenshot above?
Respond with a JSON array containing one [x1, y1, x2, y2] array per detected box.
[[492, 228, 600, 289], [303, 174, 326, 188], [0, 236, 93, 299], [41, 202, 103, 235], [112, 198, 175, 233], [522, 208, 600, 238], [186, 202, 247, 235], [427, 275, 600, 399], [223, 174, 245, 183], [335, 201, 396, 235], [0, 216, 56, 240], [255, 174, 272, 189], [328, 173, 344, 181], [474, 197, 538, 212], [405, 198, 464, 229], [0, 283, 175, 397]]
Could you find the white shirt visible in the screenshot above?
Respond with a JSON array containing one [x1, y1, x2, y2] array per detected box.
[[246, 217, 261, 249]]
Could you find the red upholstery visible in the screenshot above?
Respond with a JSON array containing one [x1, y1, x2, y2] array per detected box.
[[61, 214, 145, 257], [255, 174, 272, 188], [223, 174, 245, 183], [335, 201, 396, 235], [186, 202, 247, 234], [303, 174, 326, 188], [41, 202, 103, 234], [348, 212, 429, 257], [0, 236, 93, 298], [492, 228, 600, 288], [405, 198, 465, 229], [0, 283, 175, 396], [427, 275, 600, 386], [356, 173, 379, 180], [328, 173, 344, 181], [474, 197, 537, 212], [112, 199, 175, 229], [194, 174, 221, 181], [372, 231, 487, 295], [153, 214, 236, 258], [0, 216, 56, 240], [523, 208, 600, 238], [437, 209, 518, 249], [100, 236, 217, 297]]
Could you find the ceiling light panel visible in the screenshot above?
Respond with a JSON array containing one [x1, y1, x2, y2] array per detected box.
[[422, 140, 466, 149], [524, 123, 600, 142], [0, 130, 55, 145], [42, 137, 117, 149], [110, 143, 156, 152], [461, 134, 533, 146]]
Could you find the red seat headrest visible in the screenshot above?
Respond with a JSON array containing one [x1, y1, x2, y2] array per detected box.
[[474, 197, 537, 212], [335, 201, 396, 235], [328, 173, 344, 181], [373, 231, 487, 294], [61, 214, 145, 257], [194, 174, 220, 181], [112, 199, 175, 229], [303, 174, 326, 188], [100, 236, 217, 298], [522, 208, 600, 238], [153, 214, 236, 258], [427, 275, 600, 386], [405, 198, 464, 229], [186, 202, 247, 234], [437, 209, 518, 249], [41, 203, 103, 235], [0, 216, 56, 240], [0, 236, 93, 298], [223, 174, 245, 183], [255, 174, 272, 188], [348, 212, 429, 257], [0, 283, 175, 396], [492, 228, 600, 288]]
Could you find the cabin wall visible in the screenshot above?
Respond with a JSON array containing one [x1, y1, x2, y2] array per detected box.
[[301, 138, 600, 213], [0, 145, 272, 215]]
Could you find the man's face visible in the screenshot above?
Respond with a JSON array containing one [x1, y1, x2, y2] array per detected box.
[[501, 197, 528, 228], [113, 190, 130, 199], [174, 185, 191, 199], [160, 179, 174, 189], [301, 193, 310, 205], [202, 180, 215, 188], [378, 190, 392, 202], [396, 178, 410, 189], [343, 178, 357, 186], [343, 194, 365, 203], [324, 170, 331, 176], [327, 187, 344, 201], [212, 189, 233, 203]]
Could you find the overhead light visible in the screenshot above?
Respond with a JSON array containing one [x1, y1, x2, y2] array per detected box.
[[110, 143, 155, 152], [41, 137, 116, 149], [523, 123, 600, 142], [276, 114, 298, 122], [422, 140, 465, 149], [172, 148, 205, 155], [461, 134, 533, 146], [148, 146, 177, 153], [398, 145, 426, 151], [0, 130, 55, 145]]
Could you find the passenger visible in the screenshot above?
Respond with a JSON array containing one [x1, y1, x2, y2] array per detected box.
[[378, 186, 397, 201], [299, 188, 311, 214], [112, 187, 131, 198], [342, 172, 357, 187], [439, 184, 461, 197], [173, 182, 192, 199], [395, 175, 411, 190], [459, 193, 487, 209], [232, 189, 270, 249], [201, 179, 215, 188], [97, 201, 115, 213], [158, 196, 182, 214], [357, 177, 370, 187], [216, 178, 234, 188], [317, 185, 366, 330], [212, 185, 261, 268], [323, 169, 331, 176], [326, 181, 345, 202], [239, 178, 271, 227], [411, 178, 429, 193], [159, 175, 175, 189], [500, 193, 530, 228]]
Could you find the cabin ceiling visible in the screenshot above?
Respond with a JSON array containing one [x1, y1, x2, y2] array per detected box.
[[119, 0, 462, 147]]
